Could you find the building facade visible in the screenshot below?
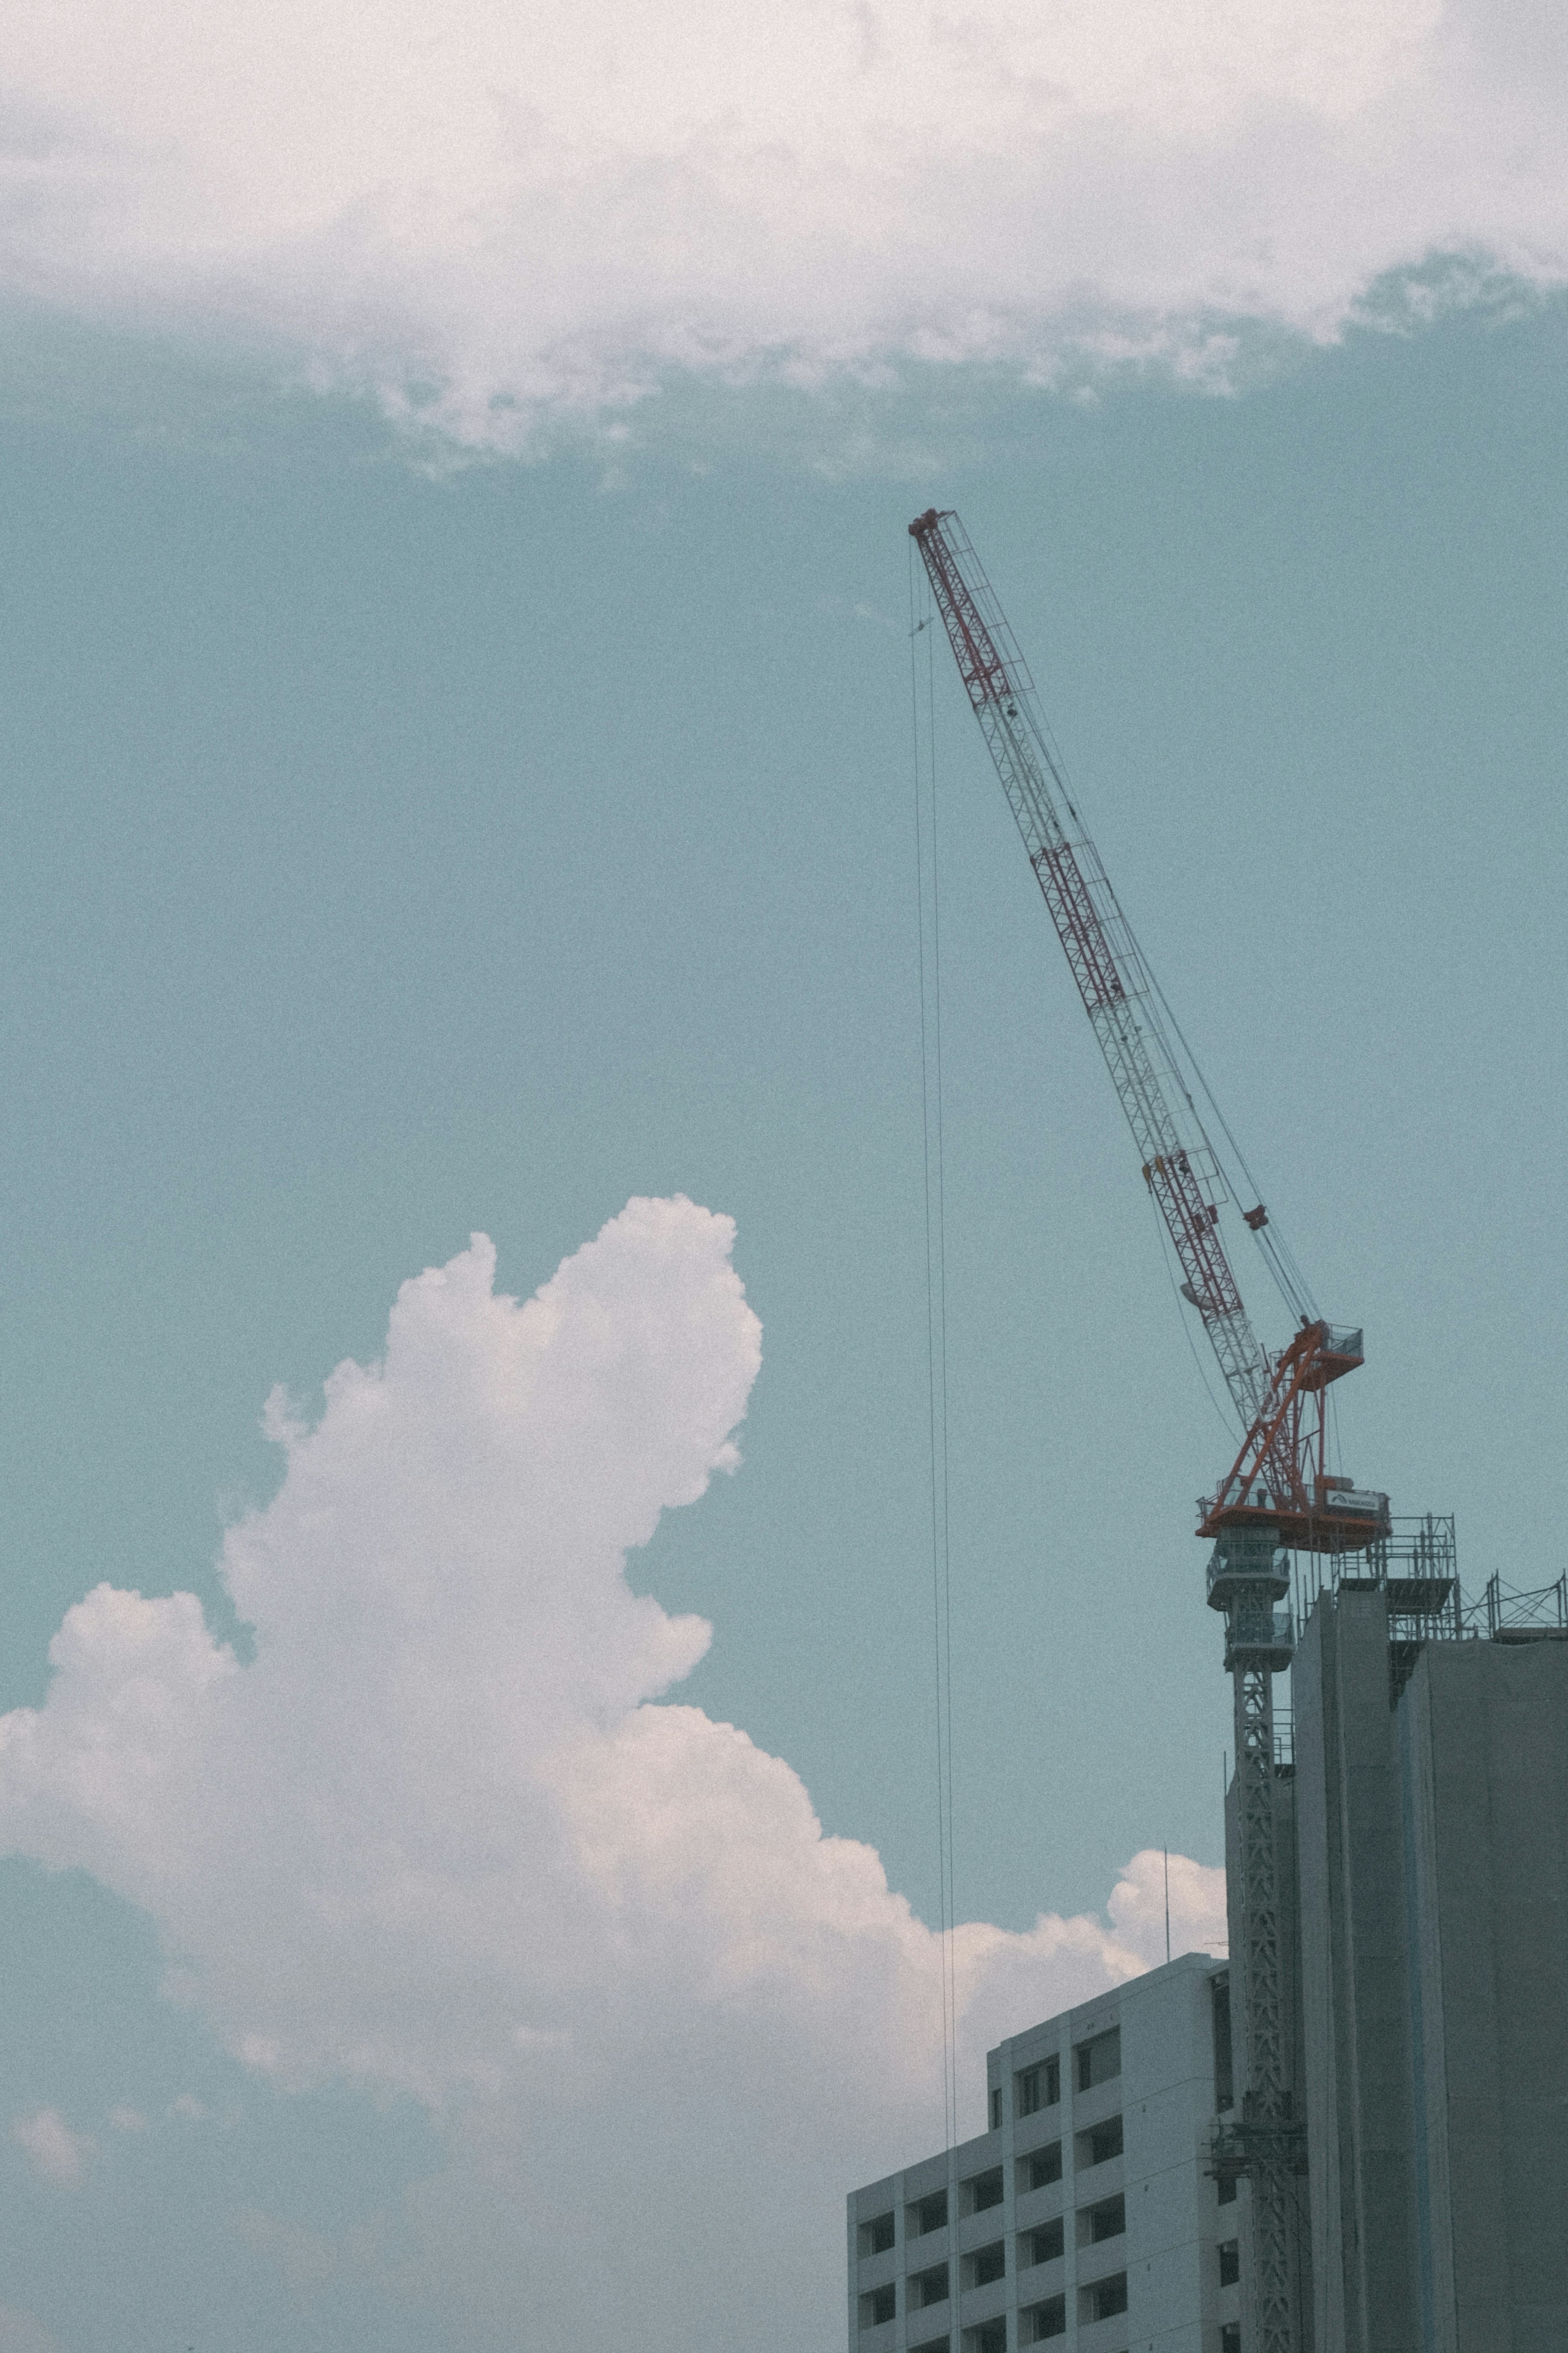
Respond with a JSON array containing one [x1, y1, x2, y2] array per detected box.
[[847, 1954, 1238, 2353], [1284, 1582, 1568, 2353], [848, 1575, 1568, 2353]]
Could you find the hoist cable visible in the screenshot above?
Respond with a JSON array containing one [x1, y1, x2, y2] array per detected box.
[[910, 543, 958, 2152]]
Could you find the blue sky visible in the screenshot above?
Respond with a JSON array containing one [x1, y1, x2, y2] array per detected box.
[[2, 7, 1567, 2344]]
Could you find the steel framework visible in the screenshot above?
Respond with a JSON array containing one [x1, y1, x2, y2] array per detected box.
[[907, 506, 1376, 2353]]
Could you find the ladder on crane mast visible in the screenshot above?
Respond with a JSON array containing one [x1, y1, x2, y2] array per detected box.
[[908, 506, 1387, 2353]]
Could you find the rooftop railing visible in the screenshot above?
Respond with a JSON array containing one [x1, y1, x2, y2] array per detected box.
[[1285, 1520, 1568, 1675], [1474, 1571, 1568, 1641]]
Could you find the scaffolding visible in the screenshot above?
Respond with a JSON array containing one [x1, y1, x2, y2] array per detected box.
[[1285, 1518, 1566, 1695]]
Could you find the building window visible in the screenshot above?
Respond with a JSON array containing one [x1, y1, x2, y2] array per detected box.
[[1212, 1972, 1234, 2112], [1217, 2174, 1238, 2207], [859, 2284, 895, 2328], [1016, 2056, 1061, 2116], [991, 2085, 1003, 2131], [967, 2241, 1005, 2288], [1023, 2217, 1064, 2268], [1080, 2272, 1129, 2323], [1076, 2114, 1124, 2169], [911, 2264, 950, 2310], [965, 2166, 1004, 2215], [911, 2191, 947, 2237], [1221, 2329, 1241, 2353], [1025, 2295, 1067, 2342], [1074, 2027, 1121, 2093], [1219, 2240, 1240, 2288], [860, 2212, 895, 2257], [1026, 2142, 1062, 2191], [1080, 2193, 1125, 2246], [970, 2322, 1007, 2353]]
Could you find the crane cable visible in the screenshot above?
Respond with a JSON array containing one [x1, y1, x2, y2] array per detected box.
[[910, 542, 959, 2154]]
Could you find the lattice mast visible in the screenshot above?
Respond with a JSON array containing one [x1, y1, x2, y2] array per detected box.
[[908, 507, 1374, 2353]]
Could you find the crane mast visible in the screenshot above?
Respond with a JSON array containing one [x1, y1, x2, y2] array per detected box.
[[909, 506, 1381, 2353]]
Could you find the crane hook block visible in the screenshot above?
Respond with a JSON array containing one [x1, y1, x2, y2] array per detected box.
[[1243, 1204, 1269, 1231]]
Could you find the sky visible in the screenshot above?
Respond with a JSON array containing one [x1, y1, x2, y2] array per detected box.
[[1, 4, 1567, 2348]]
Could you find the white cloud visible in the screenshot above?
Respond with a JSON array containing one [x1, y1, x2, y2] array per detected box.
[[0, 0, 1565, 442], [11, 2109, 94, 2188], [0, 1198, 1223, 2347], [107, 2104, 148, 2132]]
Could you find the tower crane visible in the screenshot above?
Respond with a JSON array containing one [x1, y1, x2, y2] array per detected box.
[[909, 506, 1384, 2353]]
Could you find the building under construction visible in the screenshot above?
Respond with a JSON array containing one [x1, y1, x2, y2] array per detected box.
[[845, 514, 1568, 2352], [1278, 1549, 1568, 2351], [849, 1545, 1568, 2353]]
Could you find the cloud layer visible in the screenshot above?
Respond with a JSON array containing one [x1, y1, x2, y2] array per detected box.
[[11, 2109, 93, 2189], [2, 0, 1566, 441], [0, 1199, 1223, 2346]]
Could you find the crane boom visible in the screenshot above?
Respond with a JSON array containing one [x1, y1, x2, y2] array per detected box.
[[909, 507, 1381, 1556], [909, 507, 1270, 1427]]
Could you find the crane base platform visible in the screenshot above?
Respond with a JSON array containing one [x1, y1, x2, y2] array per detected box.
[[1199, 1499, 1388, 1554]]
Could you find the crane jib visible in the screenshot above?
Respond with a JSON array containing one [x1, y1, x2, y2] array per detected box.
[[911, 505, 1267, 1408], [1145, 1151, 1249, 1326], [910, 509, 1015, 705], [1032, 841, 1126, 1011], [908, 503, 1369, 1528]]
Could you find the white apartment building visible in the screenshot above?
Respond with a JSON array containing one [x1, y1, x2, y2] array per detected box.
[[847, 1954, 1237, 2353]]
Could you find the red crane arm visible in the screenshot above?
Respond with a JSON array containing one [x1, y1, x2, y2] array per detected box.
[[910, 506, 1265, 1414], [909, 507, 1376, 1549]]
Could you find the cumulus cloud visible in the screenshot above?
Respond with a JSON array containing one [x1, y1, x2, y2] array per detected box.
[[0, 0, 1565, 442], [11, 2110, 94, 2188], [0, 1198, 1223, 2347]]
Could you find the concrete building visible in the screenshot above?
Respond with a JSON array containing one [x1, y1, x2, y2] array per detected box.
[[1284, 1578, 1568, 2353], [849, 1555, 1568, 2353], [847, 1954, 1238, 2353]]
